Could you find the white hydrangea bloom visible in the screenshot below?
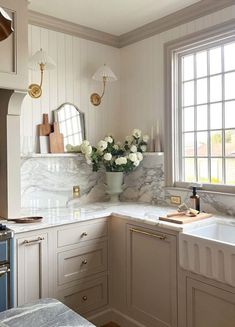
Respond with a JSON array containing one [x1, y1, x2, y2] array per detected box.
[[113, 144, 119, 150], [80, 140, 90, 154], [125, 135, 133, 144], [134, 160, 140, 167], [104, 153, 112, 161], [129, 153, 138, 162], [104, 136, 113, 144], [132, 129, 141, 139], [143, 134, 149, 143], [115, 157, 127, 165], [140, 145, 147, 152], [97, 140, 108, 151], [84, 145, 92, 155], [130, 145, 137, 153], [136, 152, 143, 161]]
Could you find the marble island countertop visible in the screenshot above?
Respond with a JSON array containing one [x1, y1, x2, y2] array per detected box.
[[1, 202, 234, 234], [0, 298, 95, 327]]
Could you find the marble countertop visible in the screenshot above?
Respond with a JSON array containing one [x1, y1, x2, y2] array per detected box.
[[0, 298, 95, 327], [1, 202, 234, 234]]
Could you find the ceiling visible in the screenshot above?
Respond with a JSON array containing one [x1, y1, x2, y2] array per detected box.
[[28, 0, 201, 36]]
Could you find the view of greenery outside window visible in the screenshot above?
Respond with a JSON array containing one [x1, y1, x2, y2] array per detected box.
[[179, 39, 235, 186]]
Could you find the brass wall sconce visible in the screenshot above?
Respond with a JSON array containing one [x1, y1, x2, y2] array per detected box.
[[28, 48, 56, 99], [90, 64, 117, 106], [0, 7, 14, 41]]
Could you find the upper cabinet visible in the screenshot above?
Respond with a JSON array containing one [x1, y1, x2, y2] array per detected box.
[[0, 0, 28, 90]]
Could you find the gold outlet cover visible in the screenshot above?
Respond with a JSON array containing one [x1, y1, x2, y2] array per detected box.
[[170, 196, 181, 205]]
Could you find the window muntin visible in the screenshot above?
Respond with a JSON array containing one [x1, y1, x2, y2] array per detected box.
[[178, 40, 235, 186]]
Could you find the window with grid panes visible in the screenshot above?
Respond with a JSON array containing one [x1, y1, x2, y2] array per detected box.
[[177, 39, 235, 186]]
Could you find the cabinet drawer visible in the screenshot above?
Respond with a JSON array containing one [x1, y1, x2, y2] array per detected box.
[[58, 241, 107, 285], [58, 276, 108, 314], [57, 221, 108, 248]]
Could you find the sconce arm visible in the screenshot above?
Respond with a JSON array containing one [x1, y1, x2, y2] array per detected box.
[[39, 63, 45, 88]]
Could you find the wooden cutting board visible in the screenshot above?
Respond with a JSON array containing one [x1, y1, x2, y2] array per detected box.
[[38, 114, 52, 154], [159, 212, 212, 224], [38, 113, 51, 136], [49, 122, 64, 153]]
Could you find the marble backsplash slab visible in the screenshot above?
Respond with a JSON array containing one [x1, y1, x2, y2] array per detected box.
[[21, 153, 165, 208], [21, 153, 235, 216]]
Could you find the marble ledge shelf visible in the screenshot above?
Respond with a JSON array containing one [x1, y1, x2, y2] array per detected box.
[[21, 152, 164, 159]]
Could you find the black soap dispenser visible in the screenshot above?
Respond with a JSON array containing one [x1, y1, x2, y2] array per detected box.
[[190, 186, 200, 212]]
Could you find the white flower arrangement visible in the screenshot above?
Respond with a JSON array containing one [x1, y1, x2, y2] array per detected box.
[[66, 129, 149, 173]]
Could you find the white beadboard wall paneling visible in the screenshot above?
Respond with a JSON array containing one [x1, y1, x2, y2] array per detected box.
[[120, 5, 235, 142], [21, 25, 121, 150], [48, 29, 58, 120]]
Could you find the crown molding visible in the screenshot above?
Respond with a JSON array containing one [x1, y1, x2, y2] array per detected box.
[[119, 0, 235, 47], [28, 10, 120, 48], [28, 0, 235, 49]]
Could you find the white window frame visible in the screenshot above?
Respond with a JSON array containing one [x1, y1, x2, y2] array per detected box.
[[164, 20, 235, 194]]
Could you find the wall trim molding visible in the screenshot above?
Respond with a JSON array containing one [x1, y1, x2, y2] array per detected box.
[[28, 0, 235, 48], [28, 10, 120, 48], [119, 0, 235, 47]]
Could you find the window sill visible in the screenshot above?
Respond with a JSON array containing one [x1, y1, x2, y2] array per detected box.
[[165, 185, 235, 197]]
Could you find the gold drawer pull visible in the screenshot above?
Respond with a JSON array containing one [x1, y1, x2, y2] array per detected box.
[[23, 237, 44, 244], [130, 228, 166, 240], [81, 232, 88, 237], [82, 259, 88, 265], [82, 295, 87, 301]]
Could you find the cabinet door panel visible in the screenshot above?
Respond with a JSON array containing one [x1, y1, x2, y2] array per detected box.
[[187, 278, 235, 327], [127, 225, 177, 327], [17, 233, 48, 305]]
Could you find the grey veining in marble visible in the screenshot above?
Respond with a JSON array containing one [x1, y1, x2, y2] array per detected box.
[[121, 153, 165, 204], [21, 155, 107, 208], [0, 298, 94, 327], [21, 153, 165, 208]]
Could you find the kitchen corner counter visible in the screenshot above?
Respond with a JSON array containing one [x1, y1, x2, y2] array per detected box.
[[0, 298, 95, 327], [1, 202, 234, 234]]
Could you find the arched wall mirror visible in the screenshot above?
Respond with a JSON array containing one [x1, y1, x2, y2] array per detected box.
[[53, 103, 86, 151]]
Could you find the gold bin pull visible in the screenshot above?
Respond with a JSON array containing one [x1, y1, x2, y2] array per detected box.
[[130, 228, 166, 240], [23, 237, 44, 244]]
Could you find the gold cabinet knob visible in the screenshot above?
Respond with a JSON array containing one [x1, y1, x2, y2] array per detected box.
[[82, 295, 87, 301], [82, 259, 87, 265], [81, 232, 88, 237]]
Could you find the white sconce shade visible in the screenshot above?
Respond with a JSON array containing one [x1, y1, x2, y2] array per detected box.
[[90, 64, 117, 106], [92, 64, 117, 82], [28, 48, 56, 99], [28, 48, 56, 71]]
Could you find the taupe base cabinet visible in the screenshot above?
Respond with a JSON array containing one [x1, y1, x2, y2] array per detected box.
[[126, 224, 177, 327], [178, 269, 235, 327], [14, 215, 235, 327]]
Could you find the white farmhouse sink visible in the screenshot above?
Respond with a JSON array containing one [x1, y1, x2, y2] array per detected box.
[[179, 219, 235, 287], [187, 222, 235, 244]]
